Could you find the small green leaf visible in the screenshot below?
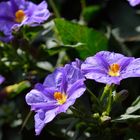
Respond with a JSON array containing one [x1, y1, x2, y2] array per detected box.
[[132, 96, 140, 106], [47, 43, 84, 55], [112, 115, 140, 122], [54, 18, 108, 59], [112, 96, 140, 122], [5, 81, 31, 98], [126, 96, 140, 114], [37, 61, 54, 71]]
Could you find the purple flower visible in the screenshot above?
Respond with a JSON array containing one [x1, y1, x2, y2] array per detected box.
[[0, 0, 50, 42], [71, 58, 83, 69], [25, 62, 86, 135], [0, 75, 5, 84], [81, 51, 140, 85], [128, 0, 140, 6]]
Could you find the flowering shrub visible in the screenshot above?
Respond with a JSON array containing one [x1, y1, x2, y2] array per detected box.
[[0, 0, 140, 139], [26, 51, 140, 135]]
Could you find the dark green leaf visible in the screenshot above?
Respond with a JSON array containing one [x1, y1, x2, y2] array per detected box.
[[54, 18, 108, 59]]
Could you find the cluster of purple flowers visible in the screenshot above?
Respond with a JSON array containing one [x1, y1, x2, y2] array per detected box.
[[0, 0, 50, 42], [26, 51, 140, 135]]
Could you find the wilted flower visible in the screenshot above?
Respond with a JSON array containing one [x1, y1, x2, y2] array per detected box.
[[81, 51, 140, 85], [128, 0, 140, 6], [0, 0, 50, 42], [26, 62, 86, 135], [0, 75, 5, 84]]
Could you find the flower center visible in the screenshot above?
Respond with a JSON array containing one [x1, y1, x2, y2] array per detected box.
[[15, 10, 26, 23], [108, 63, 120, 77], [54, 92, 67, 105]]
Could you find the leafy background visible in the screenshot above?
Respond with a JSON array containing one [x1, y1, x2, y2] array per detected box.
[[0, 0, 140, 140]]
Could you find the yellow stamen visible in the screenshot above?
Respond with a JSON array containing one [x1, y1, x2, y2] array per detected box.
[[15, 10, 26, 23], [54, 92, 67, 105], [108, 63, 120, 77]]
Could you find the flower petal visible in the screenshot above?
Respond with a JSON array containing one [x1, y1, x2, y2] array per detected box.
[[86, 71, 122, 85], [35, 83, 56, 100], [26, 89, 58, 111], [10, 0, 19, 13], [67, 79, 86, 99], [122, 58, 140, 78], [0, 75, 5, 84], [23, 1, 50, 26], [81, 55, 108, 75], [119, 57, 134, 71], [97, 51, 125, 65], [35, 109, 57, 135], [57, 99, 75, 113], [71, 58, 83, 69], [43, 67, 63, 88], [0, 35, 13, 42], [26, 89, 48, 105], [65, 64, 84, 85]]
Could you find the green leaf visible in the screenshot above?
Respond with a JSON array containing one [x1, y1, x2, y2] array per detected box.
[[132, 96, 140, 106], [5, 81, 31, 98], [112, 96, 140, 122], [125, 96, 140, 114], [37, 61, 54, 71], [112, 115, 140, 122], [54, 18, 108, 59], [47, 43, 84, 55]]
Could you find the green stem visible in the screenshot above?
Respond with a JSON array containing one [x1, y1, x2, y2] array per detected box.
[[48, 0, 61, 18], [106, 87, 113, 115], [81, 0, 86, 9], [70, 106, 85, 118], [19, 111, 32, 133], [100, 85, 110, 102], [86, 88, 100, 105]]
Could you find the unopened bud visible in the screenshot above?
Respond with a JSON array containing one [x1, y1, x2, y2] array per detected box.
[[92, 113, 100, 119], [113, 89, 128, 102], [5, 81, 31, 98], [100, 115, 111, 123]]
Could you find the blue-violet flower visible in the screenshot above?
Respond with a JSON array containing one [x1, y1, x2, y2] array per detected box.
[[26, 62, 86, 135], [81, 51, 140, 85], [0, 0, 50, 42]]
